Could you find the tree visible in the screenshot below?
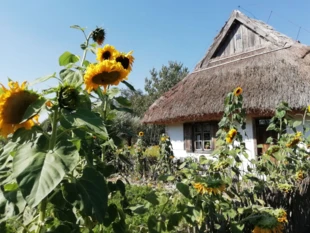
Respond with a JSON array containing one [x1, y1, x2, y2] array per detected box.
[[145, 61, 189, 101], [121, 61, 189, 145]]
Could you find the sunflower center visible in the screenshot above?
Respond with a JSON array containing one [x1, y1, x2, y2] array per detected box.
[[116, 56, 130, 69], [2, 91, 38, 124], [102, 51, 111, 60], [236, 89, 241, 94], [92, 71, 121, 85]]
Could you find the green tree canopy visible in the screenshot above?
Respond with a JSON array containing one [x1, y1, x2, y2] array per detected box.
[[144, 61, 189, 101]]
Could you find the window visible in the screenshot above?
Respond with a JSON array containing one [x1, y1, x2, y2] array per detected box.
[[193, 122, 218, 151]]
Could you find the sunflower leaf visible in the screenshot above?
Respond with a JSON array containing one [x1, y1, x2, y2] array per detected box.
[[61, 167, 108, 223], [59, 51, 80, 66], [107, 87, 120, 99], [59, 69, 83, 87], [114, 96, 131, 107], [0, 188, 26, 223], [86, 47, 97, 54], [12, 134, 79, 207], [110, 104, 133, 113], [122, 81, 136, 92], [20, 97, 46, 123], [62, 109, 108, 139], [29, 73, 57, 86], [70, 25, 86, 32]]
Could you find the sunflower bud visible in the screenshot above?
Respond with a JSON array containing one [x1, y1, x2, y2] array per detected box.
[[92, 27, 106, 45], [58, 86, 79, 111]]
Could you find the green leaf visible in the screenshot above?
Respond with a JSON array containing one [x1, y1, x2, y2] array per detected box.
[[86, 47, 97, 54], [107, 204, 118, 222], [230, 221, 244, 233], [70, 25, 85, 31], [13, 134, 79, 207], [110, 104, 133, 113], [112, 219, 127, 233], [122, 81, 136, 92], [62, 109, 108, 139], [4, 183, 18, 192], [266, 123, 276, 131], [114, 96, 131, 107], [83, 60, 90, 67], [0, 190, 26, 223], [275, 110, 286, 118], [129, 204, 148, 214], [148, 215, 159, 233], [59, 69, 83, 87], [144, 191, 159, 205], [176, 183, 191, 198], [293, 120, 302, 128], [167, 213, 182, 231], [29, 73, 57, 86], [116, 180, 125, 196], [76, 167, 108, 222], [107, 87, 120, 99], [20, 97, 46, 123], [80, 43, 87, 50], [59, 51, 80, 66]]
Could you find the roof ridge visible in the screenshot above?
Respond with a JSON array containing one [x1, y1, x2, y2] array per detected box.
[[194, 10, 297, 71]]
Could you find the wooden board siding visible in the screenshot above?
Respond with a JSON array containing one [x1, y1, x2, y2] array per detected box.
[[212, 23, 268, 58], [183, 123, 193, 152]]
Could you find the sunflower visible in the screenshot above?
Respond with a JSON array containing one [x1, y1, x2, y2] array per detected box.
[[226, 136, 233, 143], [115, 51, 134, 72], [296, 170, 304, 181], [233, 87, 243, 96], [286, 131, 302, 148], [96, 44, 118, 62], [84, 60, 128, 92], [226, 128, 237, 143], [0, 81, 39, 137], [252, 224, 284, 233], [308, 105, 310, 113], [193, 182, 225, 195], [139, 131, 144, 137], [92, 27, 106, 45], [45, 100, 53, 108], [276, 209, 288, 223], [228, 128, 237, 138]]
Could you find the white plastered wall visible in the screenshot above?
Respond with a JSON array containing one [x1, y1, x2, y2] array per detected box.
[[166, 117, 257, 164], [238, 116, 256, 171], [165, 124, 187, 158]]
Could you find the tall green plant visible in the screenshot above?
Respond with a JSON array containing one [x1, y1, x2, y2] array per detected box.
[[0, 25, 135, 233]]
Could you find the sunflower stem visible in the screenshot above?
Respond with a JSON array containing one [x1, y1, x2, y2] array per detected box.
[[80, 32, 93, 67], [49, 106, 59, 150], [36, 106, 59, 233], [35, 198, 47, 233], [302, 107, 307, 133]]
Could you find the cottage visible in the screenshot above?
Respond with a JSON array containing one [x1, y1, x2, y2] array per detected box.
[[142, 10, 310, 160]]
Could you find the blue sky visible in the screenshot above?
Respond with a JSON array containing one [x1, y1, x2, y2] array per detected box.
[[0, 0, 309, 92]]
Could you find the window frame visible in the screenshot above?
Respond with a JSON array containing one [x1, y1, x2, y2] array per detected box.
[[193, 121, 218, 152]]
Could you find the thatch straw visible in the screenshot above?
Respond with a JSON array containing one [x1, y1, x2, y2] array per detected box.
[[143, 43, 310, 124]]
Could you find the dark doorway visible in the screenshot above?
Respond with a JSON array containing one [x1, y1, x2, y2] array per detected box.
[[255, 118, 278, 155]]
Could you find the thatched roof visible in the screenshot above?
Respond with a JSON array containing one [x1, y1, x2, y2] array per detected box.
[[142, 10, 310, 124]]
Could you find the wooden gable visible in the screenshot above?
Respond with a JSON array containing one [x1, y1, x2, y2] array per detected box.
[[196, 10, 291, 70], [212, 22, 268, 58]]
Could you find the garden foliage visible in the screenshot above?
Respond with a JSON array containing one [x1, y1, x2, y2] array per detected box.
[[0, 25, 309, 233]]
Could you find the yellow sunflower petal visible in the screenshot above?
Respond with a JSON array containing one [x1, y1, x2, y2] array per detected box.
[[115, 51, 135, 72], [96, 44, 118, 62], [233, 87, 243, 96], [84, 60, 128, 93], [0, 81, 39, 137]]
